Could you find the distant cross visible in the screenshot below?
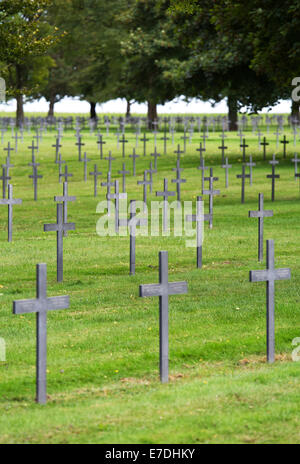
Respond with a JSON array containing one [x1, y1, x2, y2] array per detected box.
[[129, 149, 140, 176], [97, 134, 106, 159], [59, 165, 73, 184], [145, 161, 156, 193], [138, 171, 151, 210], [13, 132, 22, 153], [267, 155, 280, 202], [273, 128, 281, 149], [4, 141, 14, 160], [52, 138, 62, 163], [13, 263, 70, 404], [197, 158, 209, 194], [196, 142, 205, 161], [120, 134, 128, 158], [180, 131, 189, 153], [119, 199, 147, 275], [44, 203, 75, 282], [81, 152, 91, 182], [29, 166, 43, 201], [89, 164, 102, 197], [139, 251, 188, 383], [249, 193, 273, 262], [201, 131, 208, 149], [156, 178, 176, 232], [245, 155, 256, 186], [236, 165, 250, 204], [172, 163, 186, 203], [280, 135, 289, 159], [0, 184, 22, 242], [292, 153, 300, 179], [186, 196, 211, 268], [218, 139, 228, 164], [118, 162, 130, 193], [33, 132, 41, 152], [203, 168, 220, 228], [107, 180, 127, 233], [174, 144, 184, 162], [55, 153, 65, 183], [28, 140, 38, 158], [261, 137, 269, 161], [221, 157, 232, 188], [151, 147, 161, 170], [240, 138, 249, 163], [161, 131, 169, 155], [140, 133, 149, 156], [54, 182, 76, 236], [105, 151, 116, 173], [250, 240, 291, 363], [0, 167, 10, 199], [101, 172, 114, 215], [75, 136, 85, 161]]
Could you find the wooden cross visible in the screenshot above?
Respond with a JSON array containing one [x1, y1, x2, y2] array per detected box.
[[44, 204, 75, 282], [261, 137, 269, 161], [118, 162, 130, 193], [203, 168, 220, 227], [245, 155, 256, 186], [218, 139, 228, 164], [81, 152, 91, 182], [54, 182, 76, 236], [139, 251, 188, 383], [13, 263, 70, 403], [236, 165, 250, 204], [280, 135, 289, 158], [55, 153, 65, 183], [197, 158, 208, 194], [129, 149, 140, 176], [240, 138, 249, 162], [29, 166, 43, 201], [221, 157, 232, 188], [59, 165, 73, 184], [4, 141, 14, 159], [186, 196, 211, 268], [172, 164, 186, 203], [101, 172, 114, 215], [119, 199, 147, 275], [140, 133, 149, 156], [97, 134, 106, 159], [156, 179, 176, 232], [52, 138, 62, 162], [107, 180, 127, 233], [250, 240, 291, 363], [75, 136, 85, 161], [0, 167, 10, 199], [267, 155, 280, 202], [137, 171, 151, 210], [249, 193, 273, 262], [0, 184, 22, 242], [89, 164, 102, 197], [105, 151, 116, 173], [120, 134, 128, 158]]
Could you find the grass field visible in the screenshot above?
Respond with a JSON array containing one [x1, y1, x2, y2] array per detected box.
[[0, 117, 299, 444]]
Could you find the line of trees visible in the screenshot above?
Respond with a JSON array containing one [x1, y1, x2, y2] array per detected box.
[[0, 0, 299, 128]]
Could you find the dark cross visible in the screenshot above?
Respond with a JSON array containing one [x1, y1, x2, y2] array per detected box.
[[29, 166, 43, 201], [4, 141, 14, 159], [107, 180, 127, 233], [267, 155, 280, 202], [13, 263, 70, 404], [221, 157, 232, 188], [280, 135, 289, 159], [97, 134, 106, 160], [0, 184, 22, 242], [156, 178, 176, 232], [172, 163, 186, 203], [119, 199, 147, 275], [28, 140, 38, 158], [140, 133, 149, 156], [249, 240, 291, 363], [129, 149, 140, 176], [120, 134, 128, 158], [89, 164, 102, 197], [161, 131, 169, 155], [55, 153, 65, 183], [0, 167, 10, 199], [203, 168, 220, 228], [261, 137, 269, 161], [186, 195, 211, 268], [196, 142, 205, 161], [150, 147, 161, 171], [101, 171, 114, 214], [44, 204, 75, 282], [291, 153, 300, 178], [137, 171, 151, 210], [59, 165, 73, 184], [218, 139, 228, 164], [240, 138, 249, 163], [75, 136, 85, 161], [180, 131, 189, 153], [54, 182, 76, 236], [245, 155, 256, 186], [174, 144, 184, 162], [28, 154, 40, 171], [118, 162, 130, 193], [145, 161, 156, 193], [105, 151, 116, 173], [197, 158, 208, 194], [249, 193, 273, 262], [236, 165, 250, 204], [139, 251, 188, 383], [52, 138, 62, 163], [81, 152, 91, 182]]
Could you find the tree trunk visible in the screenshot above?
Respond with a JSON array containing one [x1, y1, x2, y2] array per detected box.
[[90, 101, 97, 120], [291, 99, 300, 123], [125, 99, 131, 121], [147, 101, 157, 130], [48, 96, 55, 118], [16, 94, 24, 128], [227, 95, 238, 131]]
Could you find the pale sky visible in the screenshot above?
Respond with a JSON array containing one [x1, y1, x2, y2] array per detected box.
[[0, 95, 292, 114]]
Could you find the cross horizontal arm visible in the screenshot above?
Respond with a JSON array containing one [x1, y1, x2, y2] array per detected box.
[[249, 268, 291, 282]]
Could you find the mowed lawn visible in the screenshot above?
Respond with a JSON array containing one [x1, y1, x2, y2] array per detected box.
[[0, 118, 300, 444]]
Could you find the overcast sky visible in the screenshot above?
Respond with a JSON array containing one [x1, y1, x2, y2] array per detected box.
[[0, 96, 292, 114]]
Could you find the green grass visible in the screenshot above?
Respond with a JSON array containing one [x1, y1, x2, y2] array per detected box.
[[0, 122, 300, 444]]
